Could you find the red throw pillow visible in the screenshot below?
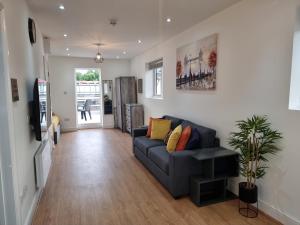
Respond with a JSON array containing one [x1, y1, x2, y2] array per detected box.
[[176, 126, 192, 151]]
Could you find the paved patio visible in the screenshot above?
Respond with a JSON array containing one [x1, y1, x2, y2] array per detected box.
[[77, 110, 101, 125]]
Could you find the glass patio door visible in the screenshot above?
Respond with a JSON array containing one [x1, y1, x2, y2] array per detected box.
[[75, 68, 102, 129]]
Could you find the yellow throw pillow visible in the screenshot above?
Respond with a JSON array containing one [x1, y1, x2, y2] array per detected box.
[[167, 125, 182, 152], [150, 119, 171, 140]]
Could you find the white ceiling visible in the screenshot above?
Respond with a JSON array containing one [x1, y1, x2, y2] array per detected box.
[[27, 0, 241, 59]]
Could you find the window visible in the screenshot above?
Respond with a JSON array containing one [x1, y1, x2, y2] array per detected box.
[[145, 58, 163, 99], [289, 9, 300, 110], [154, 67, 162, 97]]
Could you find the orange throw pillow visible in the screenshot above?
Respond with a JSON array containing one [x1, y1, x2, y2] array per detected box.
[[146, 117, 153, 137], [176, 126, 192, 151]]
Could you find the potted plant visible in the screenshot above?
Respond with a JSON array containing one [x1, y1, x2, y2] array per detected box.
[[229, 115, 282, 217]]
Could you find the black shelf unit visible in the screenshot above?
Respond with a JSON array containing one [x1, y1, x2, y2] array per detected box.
[[190, 148, 239, 207]]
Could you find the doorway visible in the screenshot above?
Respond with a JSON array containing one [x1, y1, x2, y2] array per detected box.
[[0, 5, 18, 225], [75, 68, 102, 129]]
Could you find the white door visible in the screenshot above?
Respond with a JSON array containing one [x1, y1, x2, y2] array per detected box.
[[0, 6, 18, 225]]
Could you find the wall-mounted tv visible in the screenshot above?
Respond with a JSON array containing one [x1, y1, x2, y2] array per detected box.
[[31, 78, 48, 141]]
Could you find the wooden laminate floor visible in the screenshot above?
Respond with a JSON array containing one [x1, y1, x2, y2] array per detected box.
[[32, 129, 281, 225]]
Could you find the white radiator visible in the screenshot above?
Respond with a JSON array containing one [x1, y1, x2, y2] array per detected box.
[[34, 138, 52, 189]]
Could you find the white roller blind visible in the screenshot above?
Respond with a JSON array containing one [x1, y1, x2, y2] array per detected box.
[[147, 58, 163, 70]]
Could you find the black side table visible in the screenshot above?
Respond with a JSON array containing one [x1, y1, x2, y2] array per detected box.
[[190, 147, 239, 207]]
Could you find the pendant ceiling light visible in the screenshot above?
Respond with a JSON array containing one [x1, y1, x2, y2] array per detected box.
[[94, 43, 104, 63]]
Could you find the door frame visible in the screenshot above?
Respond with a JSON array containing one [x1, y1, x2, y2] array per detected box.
[[74, 68, 103, 129], [0, 4, 21, 225], [0, 149, 6, 225]]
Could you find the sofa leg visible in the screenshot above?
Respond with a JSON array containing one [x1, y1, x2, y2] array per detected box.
[[173, 195, 181, 200]]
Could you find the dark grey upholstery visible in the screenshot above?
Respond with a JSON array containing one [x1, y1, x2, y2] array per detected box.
[[133, 127, 148, 137], [134, 146, 170, 191], [169, 151, 202, 196], [148, 146, 169, 174], [134, 136, 164, 155], [133, 115, 220, 198], [181, 120, 216, 148], [162, 115, 183, 130]]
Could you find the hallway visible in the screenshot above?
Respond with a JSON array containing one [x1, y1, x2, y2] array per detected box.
[[32, 129, 280, 225]]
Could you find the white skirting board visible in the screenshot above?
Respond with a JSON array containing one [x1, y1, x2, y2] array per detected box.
[[259, 200, 300, 225], [61, 128, 78, 133], [228, 180, 299, 225], [23, 189, 41, 225]]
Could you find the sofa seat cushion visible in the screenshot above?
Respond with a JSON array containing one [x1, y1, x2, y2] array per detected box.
[[148, 146, 170, 174], [134, 136, 165, 155]]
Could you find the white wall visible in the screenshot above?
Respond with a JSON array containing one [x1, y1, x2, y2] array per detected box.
[[131, 0, 300, 224], [49, 56, 130, 131], [0, 0, 45, 224], [0, 170, 5, 225], [289, 7, 300, 110]]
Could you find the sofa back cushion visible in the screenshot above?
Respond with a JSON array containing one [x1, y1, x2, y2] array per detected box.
[[181, 120, 216, 149], [162, 115, 183, 130], [164, 129, 173, 144], [185, 128, 201, 150]]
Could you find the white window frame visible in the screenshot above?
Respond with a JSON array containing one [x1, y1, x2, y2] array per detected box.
[[153, 66, 163, 98], [145, 58, 163, 100]]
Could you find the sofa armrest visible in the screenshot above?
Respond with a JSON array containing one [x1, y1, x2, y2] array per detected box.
[[169, 151, 199, 176], [133, 127, 148, 138], [168, 151, 202, 197]]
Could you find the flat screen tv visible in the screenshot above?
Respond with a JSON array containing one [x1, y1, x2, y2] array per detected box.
[[31, 78, 48, 141]]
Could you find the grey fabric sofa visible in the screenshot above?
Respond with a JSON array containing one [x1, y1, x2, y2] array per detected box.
[[133, 115, 220, 198]]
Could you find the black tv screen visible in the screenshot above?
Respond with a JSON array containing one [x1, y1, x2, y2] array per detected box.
[[31, 78, 47, 141]]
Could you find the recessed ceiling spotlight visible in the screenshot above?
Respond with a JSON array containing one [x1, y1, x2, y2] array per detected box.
[[116, 56, 120, 59], [123, 51, 127, 55], [109, 18, 118, 26], [138, 39, 142, 44], [166, 18, 172, 23], [66, 48, 69, 51], [59, 4, 65, 10], [67, 53, 70, 56], [64, 34, 68, 38]]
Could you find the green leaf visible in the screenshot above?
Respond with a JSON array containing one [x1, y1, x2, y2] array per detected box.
[[228, 115, 282, 185]]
